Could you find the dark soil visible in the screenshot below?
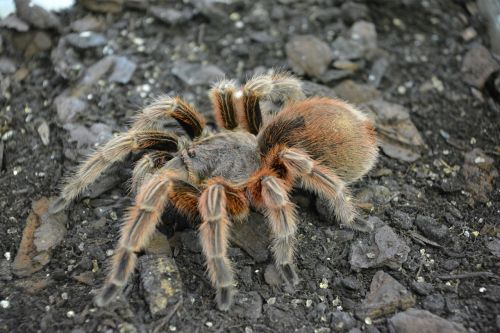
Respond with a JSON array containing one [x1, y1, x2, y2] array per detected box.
[[1, 1, 499, 332]]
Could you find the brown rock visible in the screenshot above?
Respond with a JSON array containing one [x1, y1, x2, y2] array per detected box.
[[14, 277, 52, 294], [144, 231, 172, 256], [286, 35, 333, 77], [13, 197, 67, 277], [15, 0, 61, 30], [363, 99, 425, 162], [139, 255, 183, 316], [80, 0, 124, 13], [71, 15, 105, 32], [356, 271, 415, 319], [388, 308, 467, 333], [73, 271, 95, 285], [12, 31, 52, 58], [333, 80, 381, 104], [231, 212, 270, 263], [461, 148, 498, 203], [462, 45, 499, 89]]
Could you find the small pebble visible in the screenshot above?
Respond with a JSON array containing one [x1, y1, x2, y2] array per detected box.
[[479, 287, 486, 293], [205, 322, 213, 328], [0, 300, 9, 308], [4, 252, 10, 261], [66, 310, 75, 318]]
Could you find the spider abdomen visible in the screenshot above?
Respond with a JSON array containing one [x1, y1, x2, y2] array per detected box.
[[258, 97, 378, 183]]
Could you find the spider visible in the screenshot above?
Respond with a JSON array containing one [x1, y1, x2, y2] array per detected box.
[[50, 73, 378, 311]]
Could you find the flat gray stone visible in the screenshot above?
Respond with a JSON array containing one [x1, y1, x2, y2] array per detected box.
[[350, 217, 410, 271], [172, 62, 224, 86], [109, 56, 137, 84], [462, 44, 499, 89], [388, 308, 467, 333], [66, 32, 107, 49], [363, 99, 425, 162], [356, 271, 415, 319], [55, 95, 87, 123]]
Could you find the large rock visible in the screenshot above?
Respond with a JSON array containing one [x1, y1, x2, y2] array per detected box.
[[333, 80, 380, 104], [13, 198, 67, 277], [350, 217, 410, 271], [286, 35, 333, 77], [462, 44, 499, 89], [363, 99, 425, 162], [388, 308, 467, 333], [139, 255, 183, 317], [332, 20, 378, 60], [461, 148, 498, 204], [231, 212, 270, 263], [356, 271, 415, 319], [15, 0, 61, 30]]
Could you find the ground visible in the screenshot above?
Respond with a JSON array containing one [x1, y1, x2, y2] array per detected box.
[[0, 0, 499, 332]]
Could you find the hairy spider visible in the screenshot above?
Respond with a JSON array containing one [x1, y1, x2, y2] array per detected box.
[[50, 73, 378, 311]]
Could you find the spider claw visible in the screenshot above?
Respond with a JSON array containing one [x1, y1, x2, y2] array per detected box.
[[94, 283, 121, 307], [216, 286, 234, 311], [48, 196, 68, 214], [278, 263, 299, 287], [346, 217, 374, 233]]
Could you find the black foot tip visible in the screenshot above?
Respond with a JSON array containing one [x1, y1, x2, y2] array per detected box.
[[216, 286, 234, 311]]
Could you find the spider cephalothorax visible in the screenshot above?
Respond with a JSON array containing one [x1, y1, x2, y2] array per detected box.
[[50, 73, 378, 311]]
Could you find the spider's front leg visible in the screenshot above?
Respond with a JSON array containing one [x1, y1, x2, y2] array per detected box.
[[51, 131, 178, 213], [94, 167, 199, 306], [198, 178, 248, 311], [131, 151, 172, 193], [51, 96, 206, 213]]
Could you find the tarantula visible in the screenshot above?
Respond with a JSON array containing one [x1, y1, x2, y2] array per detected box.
[[50, 73, 378, 311]]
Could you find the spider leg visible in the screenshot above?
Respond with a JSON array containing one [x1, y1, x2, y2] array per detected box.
[[210, 80, 239, 130], [258, 175, 299, 286], [132, 96, 206, 139], [279, 148, 360, 229], [198, 178, 248, 311], [50, 131, 178, 213], [94, 169, 199, 307], [239, 72, 305, 135], [131, 151, 172, 193]]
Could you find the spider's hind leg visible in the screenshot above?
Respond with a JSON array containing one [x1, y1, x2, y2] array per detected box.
[[210, 80, 239, 131], [248, 168, 299, 287], [279, 148, 369, 231], [132, 96, 206, 139], [240, 72, 305, 135]]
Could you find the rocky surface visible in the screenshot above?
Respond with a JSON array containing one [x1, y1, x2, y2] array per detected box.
[[0, 1, 499, 332]]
